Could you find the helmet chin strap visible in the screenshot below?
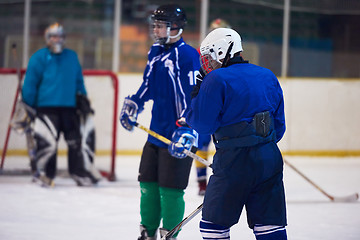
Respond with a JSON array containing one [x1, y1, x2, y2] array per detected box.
[[166, 28, 183, 44], [220, 41, 234, 68], [169, 28, 183, 39]]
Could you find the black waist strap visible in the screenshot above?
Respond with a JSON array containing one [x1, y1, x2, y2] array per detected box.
[[214, 130, 276, 148], [213, 111, 276, 149]]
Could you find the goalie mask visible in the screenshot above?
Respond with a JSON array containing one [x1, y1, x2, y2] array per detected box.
[[199, 28, 243, 74], [150, 4, 187, 45], [44, 22, 65, 54]]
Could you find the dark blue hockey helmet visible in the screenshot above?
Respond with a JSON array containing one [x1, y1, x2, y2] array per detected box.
[[151, 4, 187, 30]]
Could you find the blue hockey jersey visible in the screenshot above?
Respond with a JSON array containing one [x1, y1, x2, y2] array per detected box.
[[186, 62, 285, 143], [132, 38, 200, 148]]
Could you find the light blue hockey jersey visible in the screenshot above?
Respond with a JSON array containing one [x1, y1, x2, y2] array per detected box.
[[22, 48, 87, 108]]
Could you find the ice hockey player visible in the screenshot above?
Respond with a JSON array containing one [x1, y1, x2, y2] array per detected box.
[[119, 4, 200, 240], [21, 22, 101, 187], [193, 18, 232, 196], [186, 28, 288, 239]]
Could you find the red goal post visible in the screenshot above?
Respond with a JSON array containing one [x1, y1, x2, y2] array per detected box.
[[0, 68, 118, 181]]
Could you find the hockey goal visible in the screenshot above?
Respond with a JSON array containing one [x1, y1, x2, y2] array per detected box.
[[0, 68, 118, 181]]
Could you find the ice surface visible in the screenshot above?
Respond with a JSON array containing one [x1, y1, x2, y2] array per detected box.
[[0, 156, 359, 239]]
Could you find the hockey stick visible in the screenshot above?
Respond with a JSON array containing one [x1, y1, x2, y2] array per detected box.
[[1, 44, 33, 169], [134, 122, 212, 168], [135, 122, 358, 202], [134, 123, 207, 238], [284, 158, 358, 202], [161, 203, 203, 240]]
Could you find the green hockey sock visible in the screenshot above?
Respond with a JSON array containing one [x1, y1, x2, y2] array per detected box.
[[140, 182, 161, 237], [159, 187, 185, 237]]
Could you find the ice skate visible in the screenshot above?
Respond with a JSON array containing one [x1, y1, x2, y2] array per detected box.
[[137, 225, 157, 240], [32, 171, 55, 188], [70, 174, 94, 187], [159, 228, 177, 240]]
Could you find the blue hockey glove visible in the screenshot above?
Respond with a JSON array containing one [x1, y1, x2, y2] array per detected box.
[[120, 96, 139, 131], [168, 127, 198, 159]]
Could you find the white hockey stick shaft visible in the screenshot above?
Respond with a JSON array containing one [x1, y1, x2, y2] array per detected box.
[[161, 203, 203, 240], [134, 122, 212, 168], [284, 158, 358, 202]]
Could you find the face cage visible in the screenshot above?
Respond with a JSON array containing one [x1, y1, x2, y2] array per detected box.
[[150, 20, 171, 45], [46, 35, 65, 54], [200, 53, 222, 74]]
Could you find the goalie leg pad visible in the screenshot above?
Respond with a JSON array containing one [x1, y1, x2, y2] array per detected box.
[[80, 115, 102, 183], [33, 115, 58, 179], [61, 109, 98, 184]]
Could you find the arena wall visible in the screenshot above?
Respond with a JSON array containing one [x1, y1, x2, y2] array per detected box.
[[1, 73, 359, 157]]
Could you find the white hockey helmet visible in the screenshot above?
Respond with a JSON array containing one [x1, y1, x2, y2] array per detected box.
[[199, 28, 243, 73], [44, 22, 65, 53]]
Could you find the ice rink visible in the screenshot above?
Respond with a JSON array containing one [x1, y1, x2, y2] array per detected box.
[[0, 155, 359, 240]]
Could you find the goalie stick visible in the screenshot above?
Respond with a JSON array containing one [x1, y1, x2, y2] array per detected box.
[[10, 44, 37, 164], [1, 44, 36, 169], [284, 158, 358, 202], [134, 122, 212, 168]]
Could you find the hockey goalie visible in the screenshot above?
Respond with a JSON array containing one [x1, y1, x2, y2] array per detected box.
[[18, 22, 102, 187], [11, 93, 102, 187]]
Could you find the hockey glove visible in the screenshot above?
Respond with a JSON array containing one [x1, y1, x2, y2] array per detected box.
[[168, 127, 198, 159], [76, 94, 94, 116], [191, 68, 206, 99], [120, 96, 139, 131], [10, 101, 36, 134]]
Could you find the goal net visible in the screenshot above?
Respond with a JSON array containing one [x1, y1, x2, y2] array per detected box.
[[0, 69, 118, 181]]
